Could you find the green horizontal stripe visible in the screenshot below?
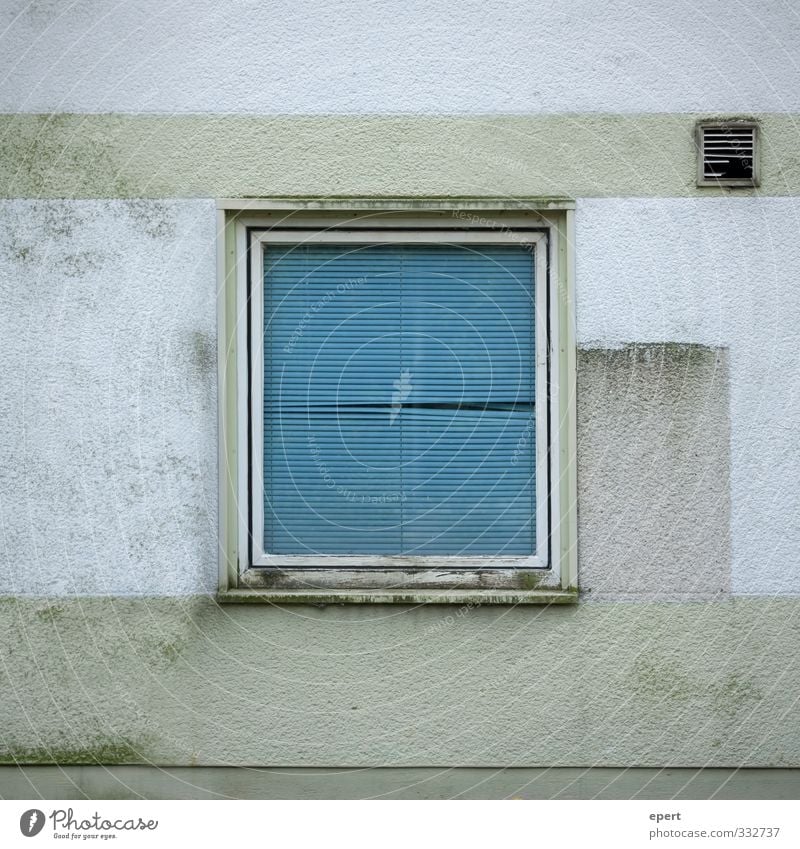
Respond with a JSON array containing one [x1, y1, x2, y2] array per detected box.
[[0, 597, 797, 767], [1, 113, 799, 198]]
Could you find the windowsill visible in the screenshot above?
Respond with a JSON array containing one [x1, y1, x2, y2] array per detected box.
[[216, 588, 579, 606]]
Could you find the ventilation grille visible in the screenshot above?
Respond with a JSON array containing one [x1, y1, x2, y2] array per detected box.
[[698, 123, 758, 185]]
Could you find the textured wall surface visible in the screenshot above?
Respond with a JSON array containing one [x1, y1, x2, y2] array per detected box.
[[577, 344, 730, 601], [576, 197, 800, 595], [1, 597, 798, 767], [0, 200, 218, 595], [3, 114, 800, 199], [1, 0, 798, 114], [2, 0, 800, 776]]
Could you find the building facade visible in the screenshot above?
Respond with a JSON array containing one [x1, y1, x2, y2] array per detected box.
[[1, 0, 799, 798]]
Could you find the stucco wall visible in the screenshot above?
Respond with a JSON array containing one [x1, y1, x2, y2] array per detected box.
[[3, 198, 799, 600], [2, 195, 800, 765], [577, 198, 800, 596], [577, 344, 730, 601], [1, 0, 799, 772], [0, 200, 217, 595], [3, 114, 800, 198], [2, 597, 799, 767], [2, 0, 798, 114]]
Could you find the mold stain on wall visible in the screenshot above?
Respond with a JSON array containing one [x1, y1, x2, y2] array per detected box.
[[576, 342, 731, 602], [0, 738, 149, 766], [631, 655, 762, 715]]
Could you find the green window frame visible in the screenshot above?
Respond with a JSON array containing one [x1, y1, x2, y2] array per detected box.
[[216, 199, 578, 605]]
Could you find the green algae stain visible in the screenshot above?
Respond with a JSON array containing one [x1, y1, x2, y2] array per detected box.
[[158, 638, 186, 663], [0, 115, 136, 198], [33, 604, 66, 623], [0, 738, 148, 765], [189, 330, 216, 378], [631, 656, 693, 702], [630, 656, 763, 718], [710, 674, 762, 717]]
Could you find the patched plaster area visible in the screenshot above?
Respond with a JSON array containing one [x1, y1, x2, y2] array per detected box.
[[0, 200, 218, 595], [577, 344, 730, 601], [576, 197, 800, 595], [0, 0, 798, 114]]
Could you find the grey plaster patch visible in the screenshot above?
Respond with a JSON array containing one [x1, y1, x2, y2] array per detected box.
[[577, 343, 731, 601]]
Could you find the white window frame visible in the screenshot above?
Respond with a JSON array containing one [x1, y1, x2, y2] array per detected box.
[[217, 200, 577, 603], [249, 228, 550, 570]]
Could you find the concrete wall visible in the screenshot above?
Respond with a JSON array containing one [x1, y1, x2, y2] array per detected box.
[[1, 0, 799, 777]]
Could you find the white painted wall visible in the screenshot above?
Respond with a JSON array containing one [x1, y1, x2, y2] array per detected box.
[[0, 200, 218, 595], [1, 0, 798, 115], [576, 197, 800, 595]]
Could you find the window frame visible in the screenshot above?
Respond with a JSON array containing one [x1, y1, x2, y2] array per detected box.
[[217, 200, 578, 604], [250, 228, 549, 570]]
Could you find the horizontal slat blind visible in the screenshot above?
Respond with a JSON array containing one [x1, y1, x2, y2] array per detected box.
[[263, 243, 535, 556]]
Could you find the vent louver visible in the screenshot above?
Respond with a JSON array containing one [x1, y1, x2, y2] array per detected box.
[[697, 122, 759, 187]]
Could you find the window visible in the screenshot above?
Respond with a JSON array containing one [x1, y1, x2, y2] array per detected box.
[[218, 201, 577, 603]]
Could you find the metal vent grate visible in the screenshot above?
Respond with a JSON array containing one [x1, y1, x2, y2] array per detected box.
[[697, 122, 758, 186]]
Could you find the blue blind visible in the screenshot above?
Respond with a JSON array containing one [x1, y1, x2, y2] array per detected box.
[[263, 243, 536, 556]]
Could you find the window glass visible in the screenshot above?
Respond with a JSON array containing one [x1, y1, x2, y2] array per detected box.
[[263, 243, 536, 555]]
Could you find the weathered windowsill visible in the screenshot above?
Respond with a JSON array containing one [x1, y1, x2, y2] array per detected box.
[[216, 588, 579, 606]]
